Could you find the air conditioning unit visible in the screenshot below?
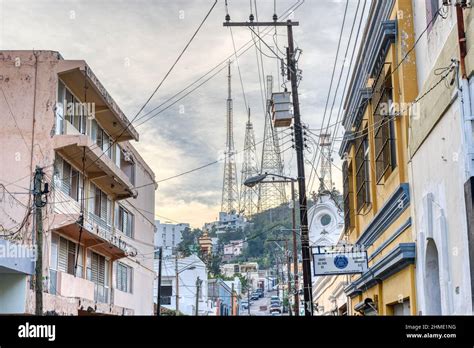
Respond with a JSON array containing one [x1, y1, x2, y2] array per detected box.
[[123, 151, 133, 163]]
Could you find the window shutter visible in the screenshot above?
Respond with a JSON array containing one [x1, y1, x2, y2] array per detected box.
[[62, 161, 72, 196], [67, 240, 76, 275], [58, 237, 68, 273], [98, 255, 105, 285], [91, 252, 99, 283], [100, 192, 107, 221]]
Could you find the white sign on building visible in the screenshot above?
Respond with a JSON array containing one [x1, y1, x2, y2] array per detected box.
[[312, 248, 368, 276]]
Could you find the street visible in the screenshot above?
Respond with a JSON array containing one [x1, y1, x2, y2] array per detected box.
[[240, 290, 286, 316]]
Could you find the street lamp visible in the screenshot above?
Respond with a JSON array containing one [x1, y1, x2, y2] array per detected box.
[[244, 173, 301, 316]]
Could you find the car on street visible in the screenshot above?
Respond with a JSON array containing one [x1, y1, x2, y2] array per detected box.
[[255, 288, 264, 298], [269, 304, 282, 314], [250, 292, 260, 301], [241, 300, 249, 310]]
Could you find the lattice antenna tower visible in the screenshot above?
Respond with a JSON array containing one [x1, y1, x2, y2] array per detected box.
[[240, 108, 260, 217], [257, 75, 287, 212], [221, 61, 240, 214]]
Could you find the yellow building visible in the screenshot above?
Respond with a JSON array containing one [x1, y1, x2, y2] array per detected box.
[[339, 0, 418, 316]]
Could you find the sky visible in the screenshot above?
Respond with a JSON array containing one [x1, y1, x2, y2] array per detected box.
[[1, 0, 366, 228]]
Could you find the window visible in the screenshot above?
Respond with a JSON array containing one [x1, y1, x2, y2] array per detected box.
[[87, 251, 106, 285], [59, 81, 86, 135], [116, 205, 134, 238], [160, 285, 172, 305], [343, 162, 355, 233], [120, 150, 136, 185], [90, 119, 113, 160], [54, 156, 83, 202], [373, 65, 397, 183], [53, 234, 83, 277], [320, 214, 332, 227], [356, 130, 371, 212], [116, 262, 133, 293], [90, 184, 111, 224]]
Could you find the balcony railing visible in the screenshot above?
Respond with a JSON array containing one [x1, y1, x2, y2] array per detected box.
[[86, 212, 138, 257]]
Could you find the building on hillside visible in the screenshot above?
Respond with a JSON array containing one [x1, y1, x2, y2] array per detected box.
[[0, 50, 156, 315], [223, 240, 245, 261], [153, 254, 212, 316], [154, 220, 190, 257], [308, 190, 348, 316], [221, 262, 258, 278], [339, 1, 418, 315], [410, 0, 474, 314], [204, 212, 247, 235]]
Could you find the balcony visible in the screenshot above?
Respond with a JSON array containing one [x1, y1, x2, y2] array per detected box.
[[53, 271, 95, 302], [56, 59, 139, 143], [53, 133, 137, 200], [49, 191, 138, 261]]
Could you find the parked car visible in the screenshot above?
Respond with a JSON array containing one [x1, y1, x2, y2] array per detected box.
[[255, 288, 264, 298], [271, 311, 282, 316], [250, 292, 260, 301], [269, 304, 282, 314], [241, 300, 249, 310]]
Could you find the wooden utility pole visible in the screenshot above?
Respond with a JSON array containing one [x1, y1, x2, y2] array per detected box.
[[34, 166, 46, 316], [175, 253, 180, 316], [290, 181, 299, 316], [195, 277, 202, 316], [223, 18, 313, 316], [156, 246, 163, 316], [285, 239, 292, 316]]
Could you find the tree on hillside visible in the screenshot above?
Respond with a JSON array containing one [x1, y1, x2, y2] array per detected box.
[[177, 227, 201, 257]]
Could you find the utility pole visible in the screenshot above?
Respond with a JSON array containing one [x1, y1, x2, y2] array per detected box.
[[247, 272, 251, 316], [290, 182, 299, 316], [175, 253, 180, 316], [287, 21, 313, 316], [156, 246, 163, 316], [223, 17, 313, 316], [231, 282, 235, 316], [195, 277, 202, 316], [285, 239, 292, 316], [34, 166, 47, 316]]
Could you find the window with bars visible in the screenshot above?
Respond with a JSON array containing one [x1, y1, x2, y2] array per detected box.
[[116, 262, 133, 293], [342, 162, 354, 233], [116, 205, 134, 238], [355, 130, 371, 212], [373, 66, 397, 184]]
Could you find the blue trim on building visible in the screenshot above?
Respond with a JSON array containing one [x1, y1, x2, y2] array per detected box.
[[357, 183, 410, 247], [345, 243, 416, 297], [339, 0, 397, 157], [368, 218, 412, 262]]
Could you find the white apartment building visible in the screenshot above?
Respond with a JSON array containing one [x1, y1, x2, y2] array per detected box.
[[0, 50, 157, 315], [154, 220, 190, 257]]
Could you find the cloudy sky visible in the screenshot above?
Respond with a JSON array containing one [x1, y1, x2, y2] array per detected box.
[[1, 0, 366, 228]]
